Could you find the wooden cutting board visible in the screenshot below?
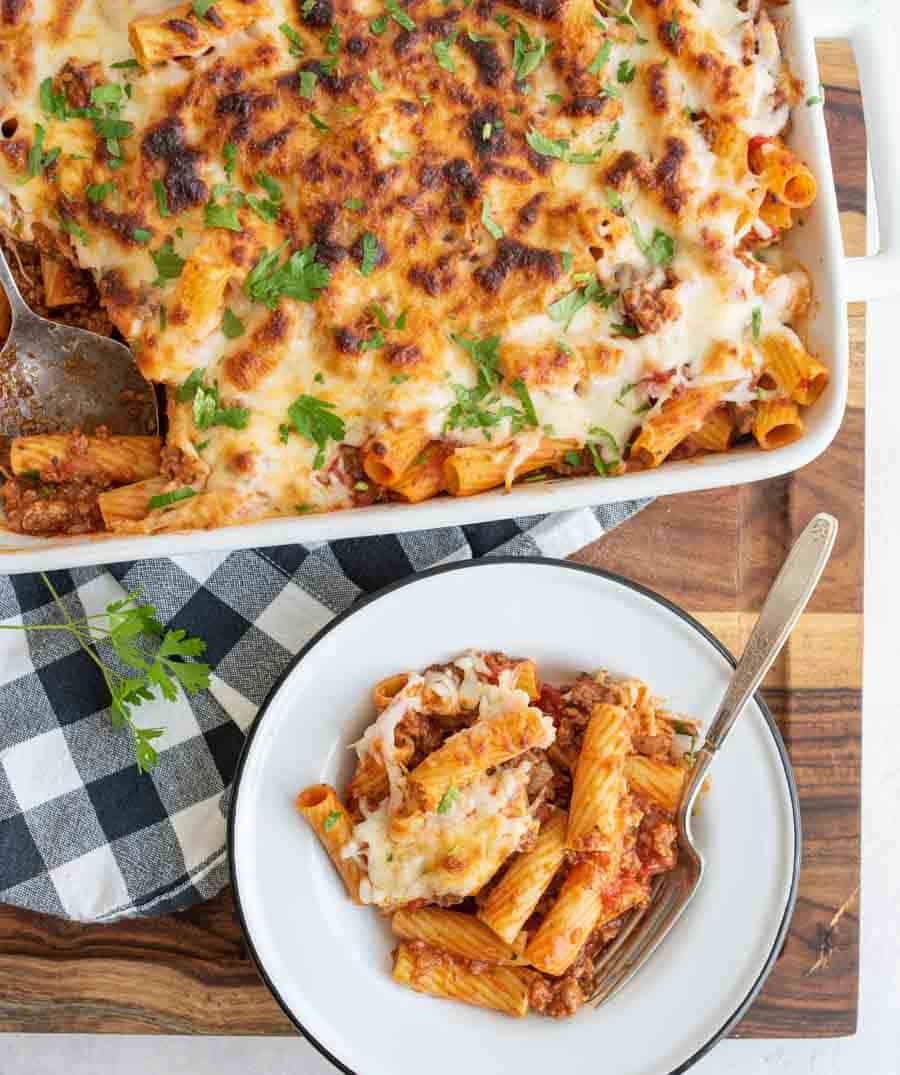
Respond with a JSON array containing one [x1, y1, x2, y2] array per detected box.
[[0, 41, 862, 1038]]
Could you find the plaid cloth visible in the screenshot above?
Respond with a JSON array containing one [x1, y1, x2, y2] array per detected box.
[[0, 503, 646, 922]]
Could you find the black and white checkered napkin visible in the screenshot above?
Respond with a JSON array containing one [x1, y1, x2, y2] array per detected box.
[[0, 503, 646, 921]]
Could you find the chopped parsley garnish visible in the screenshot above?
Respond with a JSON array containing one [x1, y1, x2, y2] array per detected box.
[[615, 381, 637, 406], [385, 0, 416, 31], [437, 786, 459, 813], [323, 810, 342, 831], [88, 83, 133, 163], [806, 84, 825, 106], [631, 221, 675, 266], [149, 240, 185, 286], [24, 124, 60, 182], [325, 22, 341, 57], [359, 232, 379, 276], [222, 308, 245, 338], [751, 307, 762, 341], [395, 309, 408, 329], [178, 373, 251, 431], [494, 12, 511, 28], [665, 15, 679, 44], [309, 112, 330, 131], [511, 379, 538, 427], [53, 210, 88, 245], [159, 305, 167, 331], [561, 251, 573, 272], [548, 276, 616, 331], [245, 172, 283, 225], [370, 14, 389, 33], [481, 198, 503, 239], [192, 0, 216, 17], [204, 199, 241, 231], [617, 58, 636, 83], [369, 70, 385, 92], [586, 425, 620, 475], [223, 142, 237, 181], [285, 394, 346, 467], [563, 449, 582, 466], [452, 333, 502, 391], [588, 39, 612, 77], [391, 373, 410, 384], [512, 24, 548, 83], [344, 197, 365, 211], [359, 330, 385, 351], [152, 178, 170, 217], [148, 487, 196, 510], [596, 0, 648, 43], [370, 303, 390, 327], [526, 127, 600, 165], [445, 334, 535, 436], [39, 78, 69, 120], [610, 321, 639, 337], [280, 21, 305, 56], [299, 70, 318, 98], [110, 58, 141, 70], [132, 227, 151, 243], [433, 32, 458, 73], [244, 243, 330, 308], [605, 186, 625, 212], [86, 181, 115, 204]]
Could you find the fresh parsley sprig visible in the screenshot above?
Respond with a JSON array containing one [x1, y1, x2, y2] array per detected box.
[[244, 243, 331, 308], [0, 576, 209, 773]]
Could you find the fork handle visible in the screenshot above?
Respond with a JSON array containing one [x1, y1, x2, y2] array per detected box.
[[679, 513, 838, 818], [0, 243, 32, 319]]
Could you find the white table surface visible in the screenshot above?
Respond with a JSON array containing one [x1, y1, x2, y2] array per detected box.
[[2, 308, 898, 1070]]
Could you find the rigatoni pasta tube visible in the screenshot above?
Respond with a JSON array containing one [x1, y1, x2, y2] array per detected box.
[[524, 859, 607, 976], [362, 428, 430, 486], [11, 434, 161, 485], [760, 334, 828, 405], [625, 756, 686, 814], [390, 442, 448, 503], [752, 399, 804, 451], [296, 784, 363, 904], [128, 0, 270, 67], [98, 477, 170, 526], [478, 807, 567, 944], [372, 672, 410, 710], [444, 437, 578, 497], [748, 138, 817, 209], [629, 386, 727, 468], [392, 942, 531, 1016], [392, 909, 527, 964], [407, 706, 554, 812], [567, 704, 631, 853], [40, 254, 85, 307], [689, 406, 734, 453]]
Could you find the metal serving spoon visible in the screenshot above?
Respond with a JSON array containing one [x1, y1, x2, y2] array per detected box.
[[590, 511, 839, 1006], [0, 245, 157, 439]]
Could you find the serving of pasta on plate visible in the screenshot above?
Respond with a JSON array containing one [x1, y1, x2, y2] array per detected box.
[[0, 0, 826, 537], [298, 650, 701, 1019]]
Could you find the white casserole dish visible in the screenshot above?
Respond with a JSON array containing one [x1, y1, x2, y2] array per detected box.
[[1, 0, 897, 574]]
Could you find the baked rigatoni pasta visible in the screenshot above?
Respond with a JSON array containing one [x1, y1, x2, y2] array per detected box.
[[0, 0, 825, 537], [298, 651, 700, 1019]]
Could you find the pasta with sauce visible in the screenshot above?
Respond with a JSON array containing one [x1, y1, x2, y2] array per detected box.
[[298, 650, 701, 1019], [0, 0, 824, 535]]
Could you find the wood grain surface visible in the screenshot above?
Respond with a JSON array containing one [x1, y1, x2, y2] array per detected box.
[[0, 42, 864, 1038]]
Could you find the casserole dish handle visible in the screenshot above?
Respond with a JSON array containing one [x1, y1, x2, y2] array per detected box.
[[811, 2, 900, 302]]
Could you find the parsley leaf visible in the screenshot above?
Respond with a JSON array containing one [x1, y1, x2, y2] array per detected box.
[[511, 378, 538, 427], [370, 14, 389, 33], [223, 142, 237, 180], [192, 0, 216, 15], [148, 487, 196, 509], [86, 181, 115, 204], [280, 21, 305, 56], [481, 197, 503, 239], [433, 32, 458, 72], [548, 276, 617, 331], [751, 307, 762, 341], [323, 810, 342, 831], [54, 210, 89, 245], [204, 199, 242, 231], [0, 576, 210, 773], [39, 78, 69, 120], [299, 69, 318, 98], [512, 24, 548, 83], [588, 39, 612, 77], [617, 58, 636, 83], [190, 381, 250, 431], [359, 231, 379, 276], [437, 786, 459, 813], [110, 58, 141, 70], [369, 69, 385, 92], [244, 244, 331, 307], [385, 0, 415, 31], [152, 178, 170, 216], [344, 197, 364, 211], [285, 394, 346, 467], [309, 112, 330, 131], [451, 333, 502, 392], [222, 308, 245, 338], [526, 126, 568, 160], [24, 124, 60, 182], [149, 240, 185, 286], [806, 84, 825, 107], [631, 221, 675, 266]]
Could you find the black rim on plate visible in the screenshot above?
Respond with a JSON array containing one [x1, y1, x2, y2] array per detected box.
[[227, 557, 802, 1075]]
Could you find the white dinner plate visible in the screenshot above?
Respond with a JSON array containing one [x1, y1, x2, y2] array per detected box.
[[229, 559, 800, 1075]]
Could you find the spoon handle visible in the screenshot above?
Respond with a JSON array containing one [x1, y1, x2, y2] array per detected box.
[[0, 244, 33, 320], [678, 512, 838, 816]]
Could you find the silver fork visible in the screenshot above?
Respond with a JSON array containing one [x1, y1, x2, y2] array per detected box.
[[589, 511, 839, 1007]]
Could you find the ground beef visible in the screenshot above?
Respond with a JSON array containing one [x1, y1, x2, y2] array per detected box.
[[0, 476, 105, 534], [620, 270, 682, 336], [635, 804, 678, 876], [528, 973, 585, 1018]]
